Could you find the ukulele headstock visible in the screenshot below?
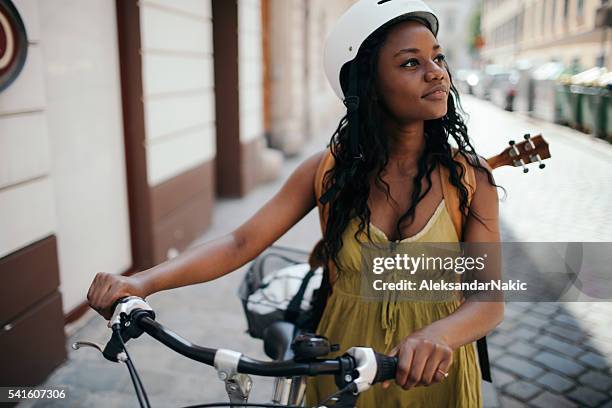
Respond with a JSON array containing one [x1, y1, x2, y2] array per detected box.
[[490, 134, 551, 172]]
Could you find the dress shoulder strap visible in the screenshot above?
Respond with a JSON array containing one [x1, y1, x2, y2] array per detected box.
[[439, 148, 477, 241]]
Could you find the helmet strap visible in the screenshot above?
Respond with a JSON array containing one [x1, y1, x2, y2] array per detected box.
[[318, 63, 364, 205], [344, 62, 363, 161]]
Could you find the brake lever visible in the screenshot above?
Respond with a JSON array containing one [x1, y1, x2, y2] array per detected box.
[[72, 341, 104, 353], [72, 340, 128, 362], [73, 296, 155, 363]]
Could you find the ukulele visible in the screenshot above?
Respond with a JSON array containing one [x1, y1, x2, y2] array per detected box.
[[486, 134, 551, 172]]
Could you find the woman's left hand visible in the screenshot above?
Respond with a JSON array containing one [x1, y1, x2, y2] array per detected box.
[[382, 330, 454, 390]]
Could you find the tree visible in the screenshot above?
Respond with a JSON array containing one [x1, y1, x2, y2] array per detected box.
[[467, 4, 484, 56]]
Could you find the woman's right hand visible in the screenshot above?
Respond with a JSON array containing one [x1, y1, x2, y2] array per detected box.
[[87, 273, 149, 320]]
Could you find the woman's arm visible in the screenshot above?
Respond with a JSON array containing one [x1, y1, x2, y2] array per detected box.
[[384, 156, 504, 390], [87, 150, 325, 319], [416, 156, 504, 349]]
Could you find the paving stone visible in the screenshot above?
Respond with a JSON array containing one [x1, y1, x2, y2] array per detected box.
[[488, 344, 506, 360], [535, 371, 576, 393], [578, 371, 612, 392], [512, 327, 539, 342], [495, 355, 545, 380], [507, 341, 539, 358], [503, 380, 542, 401], [503, 305, 524, 319], [495, 318, 520, 333], [483, 381, 501, 408], [534, 334, 583, 358], [533, 351, 587, 377], [498, 395, 524, 408], [530, 390, 579, 408], [544, 324, 586, 343], [578, 351, 611, 370], [508, 302, 531, 311], [519, 313, 549, 330], [489, 333, 514, 347], [588, 338, 612, 357], [553, 313, 583, 330], [531, 303, 559, 317], [567, 386, 609, 407], [491, 368, 517, 388]]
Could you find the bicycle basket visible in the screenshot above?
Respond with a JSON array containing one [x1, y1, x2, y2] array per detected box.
[[238, 245, 322, 339]]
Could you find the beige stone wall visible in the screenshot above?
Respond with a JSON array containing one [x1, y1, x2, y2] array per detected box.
[[265, 0, 356, 151], [304, 0, 355, 138], [482, 0, 610, 69], [268, 0, 308, 154]]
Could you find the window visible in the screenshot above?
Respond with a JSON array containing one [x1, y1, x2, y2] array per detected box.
[[577, 0, 584, 17], [563, 0, 570, 19]]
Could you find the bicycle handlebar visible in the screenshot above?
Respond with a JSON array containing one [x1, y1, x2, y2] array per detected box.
[[135, 314, 345, 377], [101, 296, 398, 395]]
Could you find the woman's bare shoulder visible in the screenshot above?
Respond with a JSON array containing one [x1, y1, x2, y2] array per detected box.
[[296, 148, 329, 179]]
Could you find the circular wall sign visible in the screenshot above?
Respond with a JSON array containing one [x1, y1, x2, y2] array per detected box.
[[0, 0, 28, 93]]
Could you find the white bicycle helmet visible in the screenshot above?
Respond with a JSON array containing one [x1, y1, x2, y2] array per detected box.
[[324, 0, 439, 101], [318, 0, 440, 205]]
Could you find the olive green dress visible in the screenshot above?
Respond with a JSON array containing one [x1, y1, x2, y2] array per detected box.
[[305, 199, 482, 408]]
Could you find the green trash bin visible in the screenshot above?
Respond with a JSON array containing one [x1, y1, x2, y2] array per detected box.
[[555, 84, 573, 125], [568, 85, 584, 130], [580, 86, 606, 138], [604, 90, 612, 143]]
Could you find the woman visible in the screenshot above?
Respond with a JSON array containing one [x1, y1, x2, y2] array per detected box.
[[87, 1, 503, 406]]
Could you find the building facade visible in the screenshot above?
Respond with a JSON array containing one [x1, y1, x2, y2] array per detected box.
[[426, 0, 480, 70], [481, 0, 612, 70], [0, 0, 354, 385]]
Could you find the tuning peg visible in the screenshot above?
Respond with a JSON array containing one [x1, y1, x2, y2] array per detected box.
[[527, 153, 545, 169], [512, 157, 529, 172], [508, 140, 520, 158], [524, 134, 536, 151]]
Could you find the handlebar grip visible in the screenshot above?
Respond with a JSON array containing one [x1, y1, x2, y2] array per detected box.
[[373, 352, 398, 384], [110, 296, 133, 316]]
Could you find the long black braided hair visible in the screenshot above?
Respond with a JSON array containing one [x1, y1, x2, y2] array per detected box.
[[320, 17, 506, 272]]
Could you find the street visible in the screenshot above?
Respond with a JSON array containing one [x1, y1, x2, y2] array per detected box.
[[20, 95, 612, 408]]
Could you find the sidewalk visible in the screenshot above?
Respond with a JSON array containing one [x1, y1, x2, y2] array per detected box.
[[466, 97, 612, 408]]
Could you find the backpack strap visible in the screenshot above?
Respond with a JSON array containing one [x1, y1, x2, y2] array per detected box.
[[313, 148, 336, 232], [312, 148, 338, 284]]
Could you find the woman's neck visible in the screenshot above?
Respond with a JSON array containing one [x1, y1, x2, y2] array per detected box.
[[383, 120, 426, 177]]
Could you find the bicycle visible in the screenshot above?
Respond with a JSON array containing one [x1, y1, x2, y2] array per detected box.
[[73, 296, 398, 408]]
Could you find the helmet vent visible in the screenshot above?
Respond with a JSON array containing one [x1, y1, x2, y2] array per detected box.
[[377, 0, 393, 4]]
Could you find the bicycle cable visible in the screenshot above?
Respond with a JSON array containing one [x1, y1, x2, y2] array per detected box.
[[114, 325, 151, 408], [317, 382, 357, 407]]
